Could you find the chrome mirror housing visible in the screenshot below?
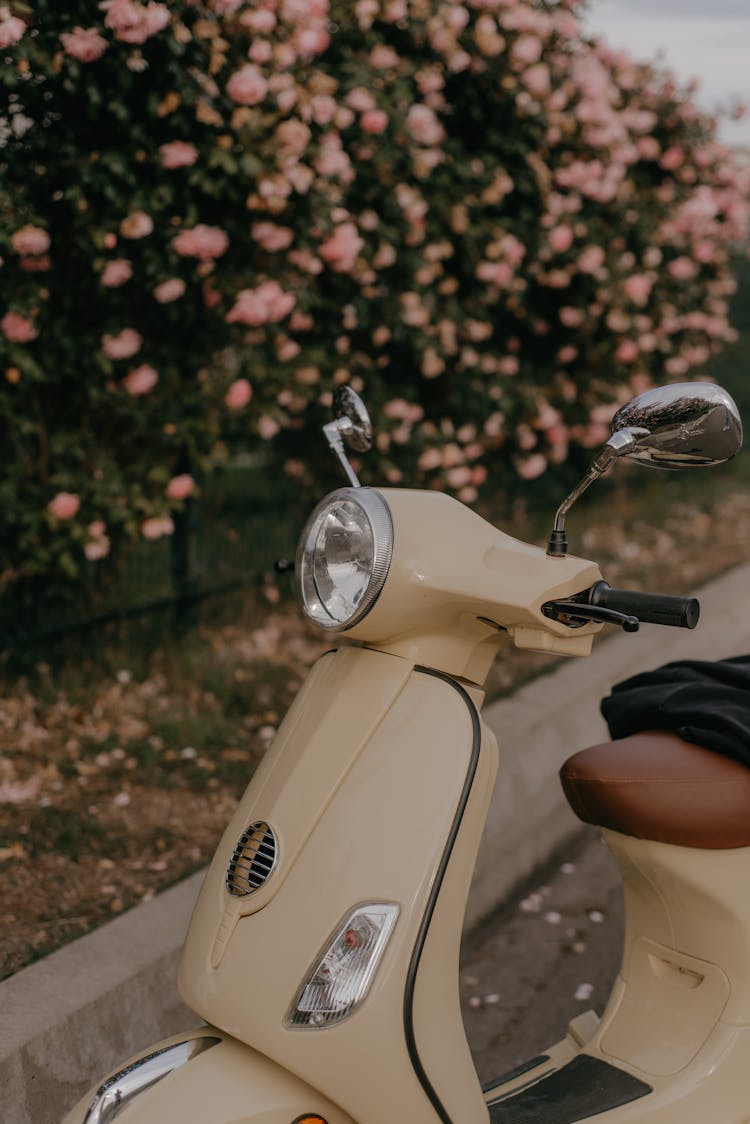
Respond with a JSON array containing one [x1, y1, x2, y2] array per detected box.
[[611, 381, 742, 469], [332, 385, 373, 453], [547, 381, 743, 557], [323, 386, 373, 488]]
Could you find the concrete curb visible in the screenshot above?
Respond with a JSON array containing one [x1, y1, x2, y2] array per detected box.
[[3, 560, 750, 1122], [0, 873, 202, 1124]]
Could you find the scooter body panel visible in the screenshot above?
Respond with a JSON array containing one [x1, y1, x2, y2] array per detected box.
[[574, 831, 750, 1122], [180, 646, 499, 1123]]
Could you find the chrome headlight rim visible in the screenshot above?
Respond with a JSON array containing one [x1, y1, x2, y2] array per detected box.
[[295, 487, 394, 632]]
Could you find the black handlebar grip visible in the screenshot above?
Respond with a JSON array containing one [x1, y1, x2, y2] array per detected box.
[[589, 581, 700, 630]]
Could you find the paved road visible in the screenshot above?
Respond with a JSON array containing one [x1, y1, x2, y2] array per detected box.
[[460, 827, 624, 1087]]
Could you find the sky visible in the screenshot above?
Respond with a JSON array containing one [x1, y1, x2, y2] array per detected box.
[[584, 0, 750, 148]]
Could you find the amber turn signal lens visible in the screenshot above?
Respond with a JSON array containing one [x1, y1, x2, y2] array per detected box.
[[292, 1117, 327, 1124]]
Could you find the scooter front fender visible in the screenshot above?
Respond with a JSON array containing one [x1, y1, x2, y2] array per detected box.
[[61, 1027, 356, 1123]]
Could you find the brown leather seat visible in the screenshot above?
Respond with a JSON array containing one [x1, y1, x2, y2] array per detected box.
[[560, 730, 750, 849]]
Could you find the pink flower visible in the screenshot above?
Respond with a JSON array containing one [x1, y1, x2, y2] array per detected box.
[[523, 63, 550, 98], [361, 109, 389, 134], [84, 539, 110, 562], [11, 225, 50, 256], [559, 306, 585, 329], [622, 274, 653, 305], [251, 222, 294, 252], [668, 257, 698, 281], [694, 240, 717, 265], [548, 225, 574, 253], [1, 311, 37, 342], [275, 118, 311, 154], [153, 278, 186, 303], [370, 44, 399, 68], [120, 211, 153, 239], [315, 132, 354, 182], [407, 104, 445, 146], [577, 245, 606, 274], [447, 466, 472, 488], [173, 225, 229, 260], [141, 515, 174, 540], [294, 24, 330, 58], [277, 339, 300, 361], [225, 378, 252, 410], [100, 259, 133, 287], [226, 282, 295, 325], [517, 454, 547, 480], [512, 34, 542, 67], [0, 7, 26, 47], [123, 364, 158, 396], [102, 328, 142, 359], [48, 492, 80, 520], [421, 348, 445, 378], [248, 40, 272, 63], [159, 141, 198, 169], [212, 0, 243, 15], [84, 522, 110, 561], [258, 415, 280, 440], [476, 261, 514, 287], [659, 146, 684, 172], [60, 26, 108, 62], [290, 311, 314, 332], [288, 248, 322, 274], [319, 223, 364, 272], [615, 340, 639, 363], [241, 8, 276, 33], [102, 0, 169, 44], [226, 64, 268, 106], [165, 474, 195, 500], [347, 87, 376, 112], [418, 448, 442, 471]]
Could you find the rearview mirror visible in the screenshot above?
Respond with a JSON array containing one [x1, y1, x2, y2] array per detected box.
[[547, 381, 743, 557], [322, 386, 373, 488], [611, 381, 742, 468]]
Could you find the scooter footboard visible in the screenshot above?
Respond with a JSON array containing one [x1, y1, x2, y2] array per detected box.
[[61, 1027, 356, 1123]]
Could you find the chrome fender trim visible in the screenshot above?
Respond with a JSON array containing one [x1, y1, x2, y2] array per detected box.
[[83, 1034, 220, 1123]]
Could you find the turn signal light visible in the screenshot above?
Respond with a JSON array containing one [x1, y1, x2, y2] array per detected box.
[[286, 902, 400, 1028], [292, 1117, 327, 1123]]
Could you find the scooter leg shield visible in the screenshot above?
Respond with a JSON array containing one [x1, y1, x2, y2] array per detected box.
[[60, 1028, 356, 1124]]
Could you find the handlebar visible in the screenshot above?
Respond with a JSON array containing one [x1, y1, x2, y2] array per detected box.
[[542, 580, 700, 632], [588, 581, 700, 630]]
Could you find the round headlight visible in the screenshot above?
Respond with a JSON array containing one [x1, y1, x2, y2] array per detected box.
[[296, 488, 393, 631]]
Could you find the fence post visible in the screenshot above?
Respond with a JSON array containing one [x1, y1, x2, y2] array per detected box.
[[171, 488, 201, 633]]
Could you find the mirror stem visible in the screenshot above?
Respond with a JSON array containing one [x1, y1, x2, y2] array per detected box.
[[323, 418, 362, 488], [547, 429, 646, 557]]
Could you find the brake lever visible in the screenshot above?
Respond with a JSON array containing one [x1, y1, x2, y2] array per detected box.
[[541, 600, 640, 633]]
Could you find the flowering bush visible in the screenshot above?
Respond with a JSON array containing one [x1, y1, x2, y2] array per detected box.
[[0, 0, 747, 606]]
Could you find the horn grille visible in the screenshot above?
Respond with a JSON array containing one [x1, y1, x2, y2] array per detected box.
[[226, 821, 277, 897]]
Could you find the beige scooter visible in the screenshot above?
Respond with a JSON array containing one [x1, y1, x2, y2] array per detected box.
[[63, 382, 745, 1124]]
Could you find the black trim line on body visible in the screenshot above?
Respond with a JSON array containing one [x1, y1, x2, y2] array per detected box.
[[403, 667, 483, 1124]]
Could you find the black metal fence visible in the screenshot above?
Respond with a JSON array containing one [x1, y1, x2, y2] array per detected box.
[[1, 458, 306, 651]]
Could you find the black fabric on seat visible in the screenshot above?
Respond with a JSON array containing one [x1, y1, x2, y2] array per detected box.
[[601, 655, 750, 767]]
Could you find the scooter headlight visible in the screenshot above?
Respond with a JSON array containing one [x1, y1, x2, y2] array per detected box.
[[296, 488, 393, 631]]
